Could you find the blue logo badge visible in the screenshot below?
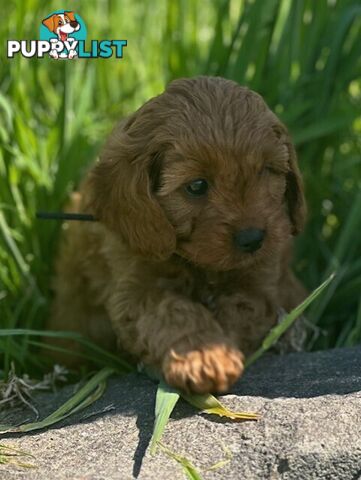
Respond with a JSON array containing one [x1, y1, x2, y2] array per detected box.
[[40, 10, 87, 59]]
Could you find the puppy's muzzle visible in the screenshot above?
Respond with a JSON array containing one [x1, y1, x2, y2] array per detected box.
[[234, 228, 265, 253]]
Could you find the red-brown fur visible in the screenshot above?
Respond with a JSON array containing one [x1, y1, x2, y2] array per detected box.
[[49, 76, 307, 393]]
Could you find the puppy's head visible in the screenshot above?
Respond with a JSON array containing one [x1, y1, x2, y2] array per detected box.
[[88, 77, 306, 269], [42, 12, 80, 38]]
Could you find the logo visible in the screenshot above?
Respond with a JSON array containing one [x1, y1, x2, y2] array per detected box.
[[7, 10, 127, 60], [40, 11, 86, 59]]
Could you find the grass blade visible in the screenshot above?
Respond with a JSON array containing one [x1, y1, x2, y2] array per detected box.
[[150, 380, 180, 455], [0, 367, 114, 434], [180, 392, 259, 421], [147, 368, 259, 455], [158, 442, 203, 480], [203, 442, 232, 472], [0, 329, 134, 373], [246, 273, 336, 367], [0, 444, 36, 469]]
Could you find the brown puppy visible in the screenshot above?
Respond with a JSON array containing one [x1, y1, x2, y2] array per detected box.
[[49, 76, 307, 393]]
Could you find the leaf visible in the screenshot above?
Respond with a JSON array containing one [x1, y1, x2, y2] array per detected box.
[[203, 442, 232, 472], [146, 367, 259, 441], [180, 392, 259, 421], [158, 442, 203, 480], [308, 192, 361, 325], [150, 380, 180, 455], [292, 116, 355, 146], [0, 367, 114, 434]]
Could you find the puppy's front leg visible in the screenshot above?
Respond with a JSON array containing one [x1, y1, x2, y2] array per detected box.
[[107, 291, 244, 393], [214, 292, 278, 358]]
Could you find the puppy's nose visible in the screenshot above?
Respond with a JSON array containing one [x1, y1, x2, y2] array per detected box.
[[234, 228, 265, 253], [70, 21, 78, 28]]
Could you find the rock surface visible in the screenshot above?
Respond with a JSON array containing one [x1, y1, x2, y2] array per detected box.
[[1, 347, 361, 480]]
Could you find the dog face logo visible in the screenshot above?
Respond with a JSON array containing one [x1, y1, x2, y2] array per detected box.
[[43, 12, 80, 42], [40, 10, 86, 59]]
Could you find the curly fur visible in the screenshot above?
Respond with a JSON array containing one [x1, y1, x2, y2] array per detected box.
[[48, 76, 307, 393]]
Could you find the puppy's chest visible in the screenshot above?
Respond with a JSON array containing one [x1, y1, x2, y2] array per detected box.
[[196, 284, 218, 311], [194, 269, 249, 310], [156, 269, 240, 312]]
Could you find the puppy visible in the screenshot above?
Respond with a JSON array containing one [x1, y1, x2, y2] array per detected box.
[[42, 12, 80, 59], [49, 76, 307, 393]]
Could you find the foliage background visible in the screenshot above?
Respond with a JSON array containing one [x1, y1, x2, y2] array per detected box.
[[0, 0, 360, 376]]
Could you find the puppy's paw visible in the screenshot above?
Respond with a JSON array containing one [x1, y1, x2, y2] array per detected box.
[[68, 50, 78, 59], [163, 343, 244, 394]]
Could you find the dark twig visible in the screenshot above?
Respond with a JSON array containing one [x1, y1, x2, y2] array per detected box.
[[36, 212, 96, 222]]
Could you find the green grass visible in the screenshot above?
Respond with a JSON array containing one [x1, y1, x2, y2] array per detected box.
[[0, 0, 361, 379]]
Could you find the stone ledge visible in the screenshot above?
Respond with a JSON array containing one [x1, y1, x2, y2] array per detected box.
[[1, 346, 361, 479]]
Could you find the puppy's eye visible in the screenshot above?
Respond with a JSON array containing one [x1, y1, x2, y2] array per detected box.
[[185, 179, 208, 197], [58, 20, 63, 25], [260, 165, 280, 176]]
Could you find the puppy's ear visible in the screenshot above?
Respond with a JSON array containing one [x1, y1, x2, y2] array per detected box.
[[65, 11, 76, 22], [86, 119, 176, 260], [42, 15, 56, 33], [272, 124, 306, 235], [285, 139, 306, 235]]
